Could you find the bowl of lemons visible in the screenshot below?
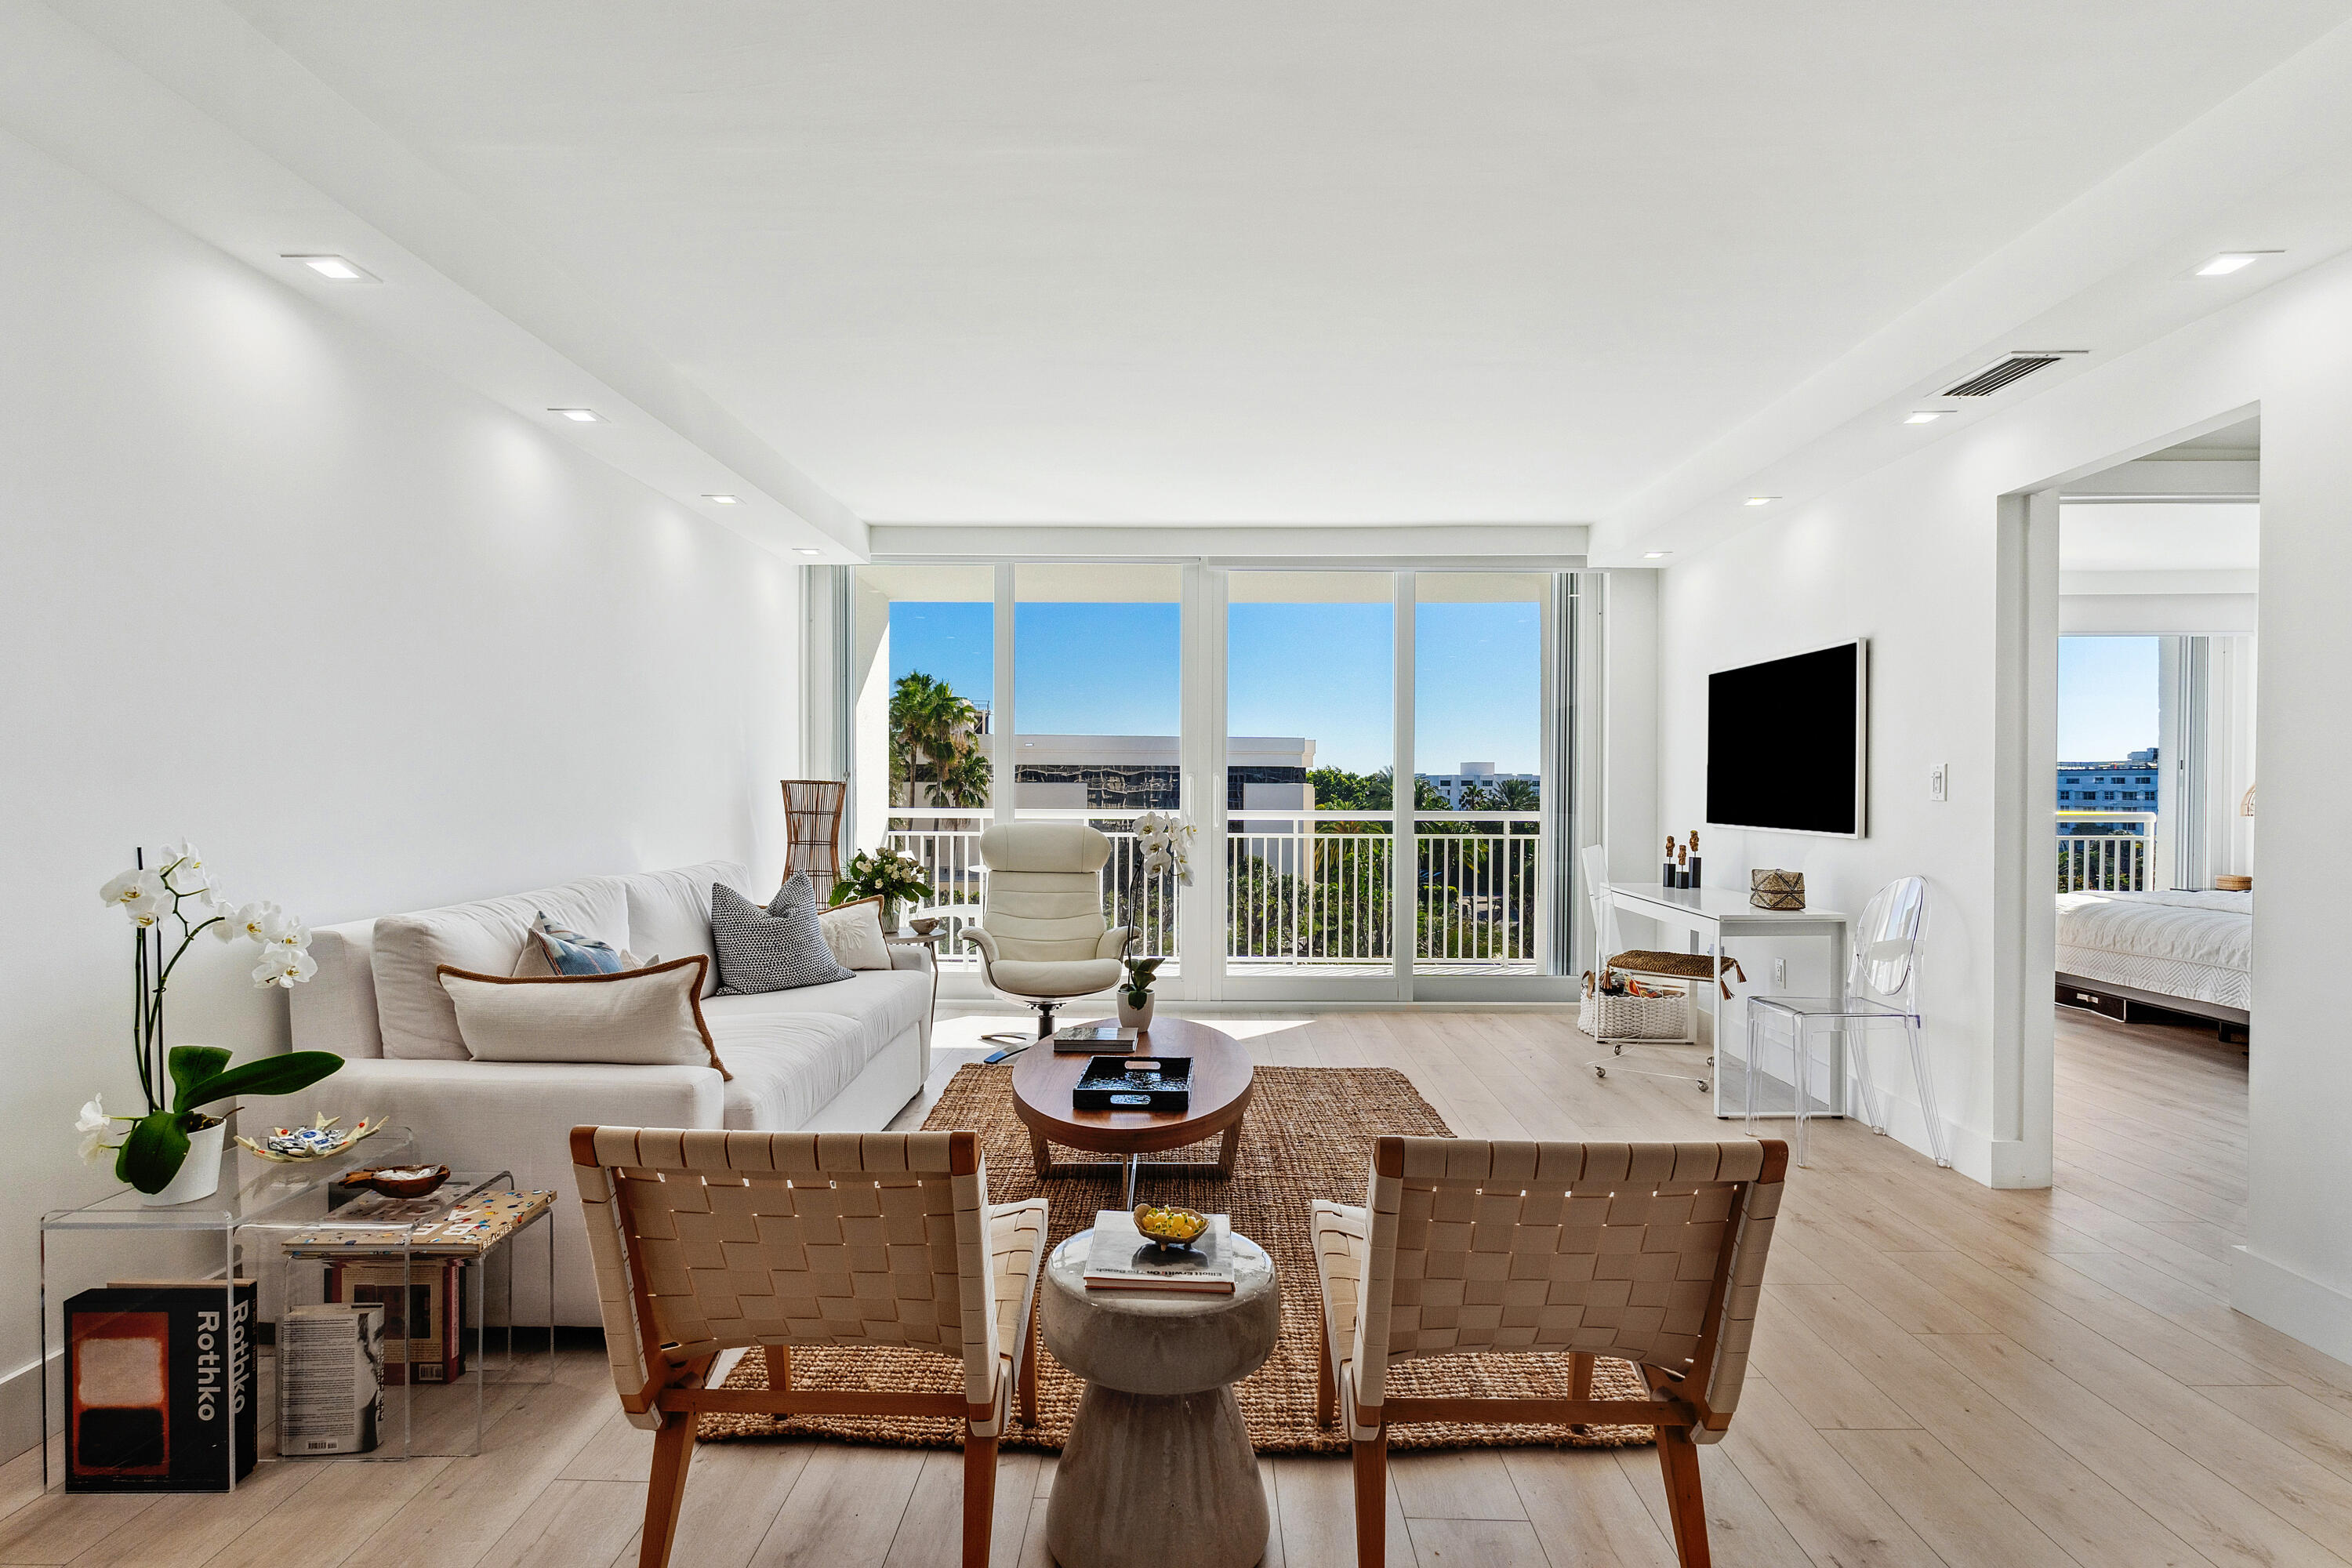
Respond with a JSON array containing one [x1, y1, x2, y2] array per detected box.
[[1131, 1202, 1210, 1251]]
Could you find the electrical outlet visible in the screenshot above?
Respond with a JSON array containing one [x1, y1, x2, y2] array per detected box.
[[1928, 764, 1948, 802], [1773, 958, 1788, 988]]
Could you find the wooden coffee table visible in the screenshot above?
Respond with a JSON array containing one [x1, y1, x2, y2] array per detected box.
[[1009, 1018, 1254, 1207]]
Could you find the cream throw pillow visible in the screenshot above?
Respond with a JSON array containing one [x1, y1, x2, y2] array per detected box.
[[436, 955, 728, 1078], [816, 896, 893, 971]]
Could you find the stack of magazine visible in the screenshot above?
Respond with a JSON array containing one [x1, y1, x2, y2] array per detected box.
[[1082, 1209, 1236, 1294]]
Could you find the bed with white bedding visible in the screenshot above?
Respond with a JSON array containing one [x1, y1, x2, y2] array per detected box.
[[2055, 887, 2251, 1036]]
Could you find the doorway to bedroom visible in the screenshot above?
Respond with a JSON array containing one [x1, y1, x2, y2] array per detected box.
[[2052, 416, 2257, 1054]]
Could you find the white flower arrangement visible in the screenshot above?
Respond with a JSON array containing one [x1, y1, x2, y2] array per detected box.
[[80, 843, 343, 1193]]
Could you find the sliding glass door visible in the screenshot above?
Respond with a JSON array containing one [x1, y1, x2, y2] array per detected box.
[[1225, 572, 1396, 978], [850, 562, 1576, 1000]]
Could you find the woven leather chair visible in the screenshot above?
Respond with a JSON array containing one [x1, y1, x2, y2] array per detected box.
[[1312, 1136, 1787, 1568], [960, 821, 1138, 1041], [571, 1127, 1049, 1568]]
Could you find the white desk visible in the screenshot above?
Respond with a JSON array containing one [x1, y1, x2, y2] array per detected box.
[[1599, 883, 1850, 1120]]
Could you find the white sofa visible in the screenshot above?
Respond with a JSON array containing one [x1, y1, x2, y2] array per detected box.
[[242, 859, 932, 1325]]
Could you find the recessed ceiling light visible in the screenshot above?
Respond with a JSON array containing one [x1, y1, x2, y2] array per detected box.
[[282, 253, 377, 282], [1644, 551, 1671, 560], [704, 494, 742, 504], [1744, 495, 1779, 506], [1904, 411, 1944, 425], [2196, 251, 2281, 277], [549, 408, 604, 423], [794, 547, 823, 556]]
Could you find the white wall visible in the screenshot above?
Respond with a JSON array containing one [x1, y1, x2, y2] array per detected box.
[[1654, 241, 2352, 1356], [0, 129, 803, 1448]]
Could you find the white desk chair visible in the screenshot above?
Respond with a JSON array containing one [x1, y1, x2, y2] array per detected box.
[[1744, 875, 1950, 1167], [1580, 845, 1740, 1092]]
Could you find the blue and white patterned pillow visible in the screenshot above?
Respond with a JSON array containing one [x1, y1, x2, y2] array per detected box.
[[528, 912, 626, 976], [710, 874, 853, 995]]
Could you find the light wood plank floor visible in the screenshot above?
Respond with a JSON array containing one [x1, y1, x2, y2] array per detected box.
[[9, 1006, 2335, 1568]]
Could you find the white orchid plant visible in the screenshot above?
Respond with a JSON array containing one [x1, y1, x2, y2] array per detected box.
[[1132, 811, 1196, 885], [85, 841, 344, 1193]]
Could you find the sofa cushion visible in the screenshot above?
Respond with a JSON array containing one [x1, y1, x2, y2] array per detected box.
[[707, 1008, 873, 1130], [292, 918, 383, 1058], [618, 861, 756, 999], [438, 956, 725, 1076], [817, 896, 893, 971], [372, 878, 628, 1060], [702, 967, 931, 1066], [711, 877, 851, 994]]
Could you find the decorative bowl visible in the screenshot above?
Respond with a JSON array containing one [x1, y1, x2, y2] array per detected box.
[[236, 1113, 383, 1163], [1132, 1203, 1210, 1250], [909, 916, 942, 937], [341, 1163, 451, 1200]]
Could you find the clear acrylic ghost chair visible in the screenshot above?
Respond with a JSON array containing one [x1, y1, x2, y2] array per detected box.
[[1743, 876, 1949, 1168]]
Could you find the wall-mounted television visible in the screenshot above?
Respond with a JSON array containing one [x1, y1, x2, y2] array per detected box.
[[1706, 639, 1867, 838]]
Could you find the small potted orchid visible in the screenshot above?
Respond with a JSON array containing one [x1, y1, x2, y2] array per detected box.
[[82, 842, 346, 1203]]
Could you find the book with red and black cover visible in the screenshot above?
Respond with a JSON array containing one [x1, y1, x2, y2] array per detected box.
[[65, 1279, 257, 1491]]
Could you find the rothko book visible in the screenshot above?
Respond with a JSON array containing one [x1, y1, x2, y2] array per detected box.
[[65, 1279, 257, 1492]]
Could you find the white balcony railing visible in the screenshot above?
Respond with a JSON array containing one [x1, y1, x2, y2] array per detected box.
[[2056, 811, 2158, 892], [886, 809, 1544, 977]]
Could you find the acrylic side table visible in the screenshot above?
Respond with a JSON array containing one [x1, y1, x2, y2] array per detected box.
[[38, 1126, 416, 1490]]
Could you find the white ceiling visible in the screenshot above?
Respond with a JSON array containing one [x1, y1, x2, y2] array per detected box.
[[191, 2, 2352, 526]]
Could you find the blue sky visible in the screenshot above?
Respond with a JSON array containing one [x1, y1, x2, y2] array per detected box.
[[886, 598, 1541, 773], [2058, 636, 2160, 760]]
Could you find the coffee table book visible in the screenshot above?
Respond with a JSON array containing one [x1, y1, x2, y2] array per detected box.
[[1052, 1023, 1139, 1053], [1082, 1210, 1236, 1294]]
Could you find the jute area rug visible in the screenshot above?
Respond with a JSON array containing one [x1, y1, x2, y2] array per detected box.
[[699, 1062, 1656, 1455]]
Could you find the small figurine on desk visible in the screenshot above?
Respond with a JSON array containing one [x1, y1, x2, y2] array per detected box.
[[1663, 836, 1677, 886], [1687, 831, 1702, 891], [1674, 844, 1690, 889]]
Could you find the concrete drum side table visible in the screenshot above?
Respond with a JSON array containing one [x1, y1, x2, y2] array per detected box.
[[1042, 1229, 1280, 1568]]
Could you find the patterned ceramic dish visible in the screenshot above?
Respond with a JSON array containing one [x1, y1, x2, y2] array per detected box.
[[235, 1113, 383, 1162]]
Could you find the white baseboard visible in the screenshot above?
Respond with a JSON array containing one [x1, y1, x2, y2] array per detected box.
[[0, 1351, 54, 1466], [2233, 1247, 2352, 1363]]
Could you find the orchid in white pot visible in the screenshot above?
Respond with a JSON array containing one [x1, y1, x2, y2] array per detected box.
[[85, 842, 344, 1201]]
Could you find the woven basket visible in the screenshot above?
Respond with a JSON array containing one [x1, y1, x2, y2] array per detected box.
[[1751, 869, 1806, 911], [1578, 975, 1691, 1040]]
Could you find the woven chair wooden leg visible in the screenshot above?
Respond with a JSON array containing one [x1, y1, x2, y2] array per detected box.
[[1352, 1428, 1388, 1568], [1019, 1311, 1040, 1426], [1568, 1351, 1593, 1402], [765, 1346, 789, 1390], [1657, 1429, 1711, 1568], [961, 1427, 999, 1568], [1316, 1331, 1336, 1428], [638, 1414, 697, 1568]]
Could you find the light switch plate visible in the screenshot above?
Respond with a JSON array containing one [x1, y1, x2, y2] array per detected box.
[[1929, 764, 1948, 801]]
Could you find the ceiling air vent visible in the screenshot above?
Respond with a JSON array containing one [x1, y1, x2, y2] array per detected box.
[[1941, 350, 2085, 397]]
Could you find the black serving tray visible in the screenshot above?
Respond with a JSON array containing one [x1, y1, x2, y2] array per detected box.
[[1073, 1055, 1193, 1112]]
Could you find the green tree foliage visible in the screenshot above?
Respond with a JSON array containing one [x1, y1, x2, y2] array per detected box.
[[890, 673, 992, 808]]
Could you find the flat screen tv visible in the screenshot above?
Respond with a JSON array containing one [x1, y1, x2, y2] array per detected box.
[[1706, 640, 1867, 837]]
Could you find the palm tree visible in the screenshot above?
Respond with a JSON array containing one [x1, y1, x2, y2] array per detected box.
[[890, 673, 992, 808]]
